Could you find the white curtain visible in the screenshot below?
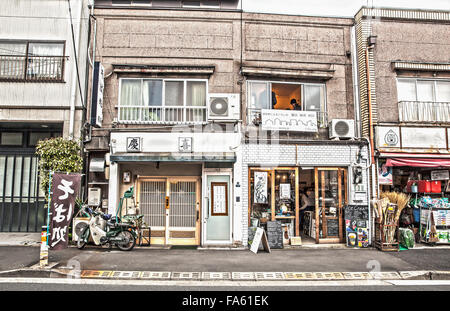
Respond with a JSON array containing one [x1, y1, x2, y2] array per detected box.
[[120, 79, 142, 121], [27, 43, 64, 79]]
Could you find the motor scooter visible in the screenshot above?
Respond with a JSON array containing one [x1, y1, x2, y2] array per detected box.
[[77, 206, 137, 251]]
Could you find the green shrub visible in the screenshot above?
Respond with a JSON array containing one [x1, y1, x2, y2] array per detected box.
[[35, 137, 83, 202]]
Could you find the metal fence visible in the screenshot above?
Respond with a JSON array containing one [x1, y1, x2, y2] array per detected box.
[[0, 154, 46, 232]]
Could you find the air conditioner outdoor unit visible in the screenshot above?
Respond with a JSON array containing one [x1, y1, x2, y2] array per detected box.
[[329, 119, 355, 139], [72, 217, 90, 242], [208, 93, 240, 121]]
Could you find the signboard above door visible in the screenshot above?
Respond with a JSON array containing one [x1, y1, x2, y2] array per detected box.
[[261, 109, 318, 132]]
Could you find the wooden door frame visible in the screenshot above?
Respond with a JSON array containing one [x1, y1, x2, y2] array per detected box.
[[314, 168, 348, 244], [136, 176, 201, 245], [248, 167, 299, 236]]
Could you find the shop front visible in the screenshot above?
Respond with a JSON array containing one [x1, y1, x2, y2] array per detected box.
[[248, 166, 348, 245], [377, 154, 450, 246], [107, 131, 240, 247], [241, 141, 370, 247], [375, 126, 450, 247]]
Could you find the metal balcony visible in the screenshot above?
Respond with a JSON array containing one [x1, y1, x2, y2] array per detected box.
[[0, 55, 65, 82]]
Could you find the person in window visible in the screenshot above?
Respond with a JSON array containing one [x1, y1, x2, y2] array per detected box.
[[300, 187, 315, 230], [272, 91, 277, 109], [290, 98, 302, 110]]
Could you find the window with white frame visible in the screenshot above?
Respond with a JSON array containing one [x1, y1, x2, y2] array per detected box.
[[397, 78, 450, 123], [119, 78, 207, 124], [247, 81, 327, 127]]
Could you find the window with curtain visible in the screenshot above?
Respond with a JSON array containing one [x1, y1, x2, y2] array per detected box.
[[397, 78, 450, 123], [119, 78, 207, 124], [0, 40, 65, 81], [247, 81, 326, 127]]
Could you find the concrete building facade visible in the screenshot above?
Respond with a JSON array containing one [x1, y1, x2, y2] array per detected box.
[[354, 7, 450, 199], [86, 1, 371, 248], [0, 0, 91, 232]]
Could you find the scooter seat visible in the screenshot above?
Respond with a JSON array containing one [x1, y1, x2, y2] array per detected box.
[[102, 214, 112, 220]]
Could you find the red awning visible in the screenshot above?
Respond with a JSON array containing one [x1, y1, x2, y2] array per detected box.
[[385, 158, 450, 167]]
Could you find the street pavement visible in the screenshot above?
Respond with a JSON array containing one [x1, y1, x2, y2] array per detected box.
[[1, 232, 450, 290]]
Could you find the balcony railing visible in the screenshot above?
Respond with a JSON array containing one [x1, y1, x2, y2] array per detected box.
[[0, 55, 65, 82], [398, 101, 450, 123], [119, 106, 208, 125]]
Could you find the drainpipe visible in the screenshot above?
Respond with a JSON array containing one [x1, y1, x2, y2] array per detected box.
[[68, 0, 83, 140]]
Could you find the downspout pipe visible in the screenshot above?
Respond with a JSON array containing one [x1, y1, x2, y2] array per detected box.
[[68, 0, 83, 140]]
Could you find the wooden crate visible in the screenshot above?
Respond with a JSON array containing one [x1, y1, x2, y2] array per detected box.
[[374, 222, 399, 252]]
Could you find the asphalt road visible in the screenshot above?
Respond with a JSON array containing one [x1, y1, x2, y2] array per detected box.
[[1, 245, 450, 273]]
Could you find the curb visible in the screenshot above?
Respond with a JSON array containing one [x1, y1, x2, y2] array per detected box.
[[1, 268, 448, 281]]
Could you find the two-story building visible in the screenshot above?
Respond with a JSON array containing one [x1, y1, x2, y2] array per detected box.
[[354, 7, 450, 199], [87, 0, 372, 248], [0, 0, 91, 232]]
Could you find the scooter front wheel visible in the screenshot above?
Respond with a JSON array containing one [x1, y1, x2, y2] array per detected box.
[[77, 226, 89, 249], [116, 230, 136, 251]]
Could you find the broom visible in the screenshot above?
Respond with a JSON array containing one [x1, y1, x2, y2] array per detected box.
[[380, 192, 410, 244]]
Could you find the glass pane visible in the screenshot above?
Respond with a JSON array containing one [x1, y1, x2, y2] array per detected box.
[[397, 79, 416, 101], [318, 170, 341, 239], [417, 80, 434, 102], [303, 85, 323, 112], [436, 81, 450, 102], [0, 156, 5, 197], [120, 79, 142, 121], [165, 81, 184, 106], [143, 79, 162, 107], [0, 42, 26, 56], [249, 82, 269, 109], [120, 79, 142, 106], [186, 81, 206, 106], [271, 83, 301, 110], [0, 42, 26, 79], [250, 170, 272, 223], [29, 132, 51, 146], [28, 43, 64, 56], [1, 132, 23, 146]]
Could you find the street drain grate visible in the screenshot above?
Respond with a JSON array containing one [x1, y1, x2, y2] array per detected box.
[[201, 272, 231, 280], [284, 272, 344, 280], [342, 272, 373, 280], [109, 271, 142, 279], [231, 272, 255, 280], [171, 272, 201, 280], [81, 270, 113, 278], [255, 272, 285, 280], [371, 271, 402, 280], [140, 271, 172, 280]]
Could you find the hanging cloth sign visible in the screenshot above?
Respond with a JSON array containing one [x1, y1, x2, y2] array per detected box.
[[49, 173, 81, 250]]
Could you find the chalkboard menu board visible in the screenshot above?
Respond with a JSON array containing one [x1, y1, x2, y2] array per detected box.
[[344, 205, 370, 248], [266, 221, 283, 249], [344, 205, 369, 224], [327, 218, 339, 237]]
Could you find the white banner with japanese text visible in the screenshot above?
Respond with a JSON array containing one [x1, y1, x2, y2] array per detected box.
[[49, 173, 81, 250]]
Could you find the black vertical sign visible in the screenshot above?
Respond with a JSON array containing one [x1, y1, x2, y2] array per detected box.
[[49, 173, 81, 250]]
